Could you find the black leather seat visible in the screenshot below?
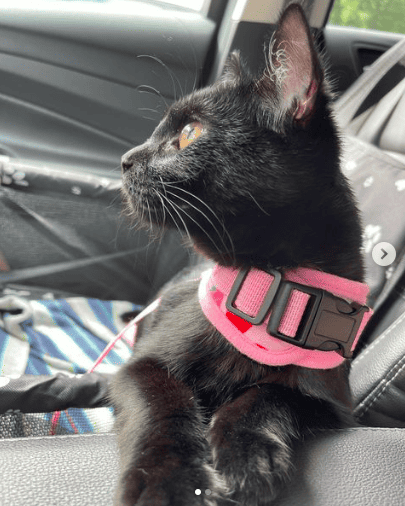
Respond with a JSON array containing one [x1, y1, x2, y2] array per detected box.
[[2, 426, 405, 506]]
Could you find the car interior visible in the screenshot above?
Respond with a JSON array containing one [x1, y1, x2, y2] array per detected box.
[[1, 0, 405, 504]]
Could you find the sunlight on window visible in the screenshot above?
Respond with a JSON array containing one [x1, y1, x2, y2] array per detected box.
[[329, 0, 405, 34], [157, 0, 205, 10], [0, 0, 206, 14]]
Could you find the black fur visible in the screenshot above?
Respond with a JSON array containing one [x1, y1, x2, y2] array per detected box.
[[111, 4, 363, 505]]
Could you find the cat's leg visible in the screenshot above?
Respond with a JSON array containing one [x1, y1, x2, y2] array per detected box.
[[111, 357, 226, 506], [208, 383, 352, 505]]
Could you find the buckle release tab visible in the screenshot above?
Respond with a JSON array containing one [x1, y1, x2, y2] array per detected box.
[[226, 268, 369, 358]]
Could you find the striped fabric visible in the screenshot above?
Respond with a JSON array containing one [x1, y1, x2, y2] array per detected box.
[[0, 296, 142, 435], [0, 297, 140, 376]]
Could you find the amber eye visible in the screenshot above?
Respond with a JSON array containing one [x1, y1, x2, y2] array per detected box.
[[179, 121, 203, 149]]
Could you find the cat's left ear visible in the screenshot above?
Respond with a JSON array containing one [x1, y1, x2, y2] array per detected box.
[[262, 4, 322, 123], [220, 50, 249, 82]]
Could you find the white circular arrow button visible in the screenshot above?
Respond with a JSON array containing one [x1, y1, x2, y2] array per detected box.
[[372, 242, 396, 267]]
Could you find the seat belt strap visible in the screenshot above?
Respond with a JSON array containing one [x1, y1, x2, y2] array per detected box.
[[0, 248, 142, 286], [335, 37, 405, 129]]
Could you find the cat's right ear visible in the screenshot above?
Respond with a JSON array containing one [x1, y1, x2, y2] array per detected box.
[[259, 4, 323, 125]]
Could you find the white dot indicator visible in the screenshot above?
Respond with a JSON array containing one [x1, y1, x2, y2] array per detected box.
[[195, 489, 201, 496]]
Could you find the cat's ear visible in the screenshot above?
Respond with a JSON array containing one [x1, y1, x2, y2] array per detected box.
[[220, 51, 249, 82], [263, 4, 322, 123]]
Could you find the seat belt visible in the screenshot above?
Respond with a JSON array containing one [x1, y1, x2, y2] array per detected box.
[[335, 37, 405, 129], [352, 77, 405, 144], [0, 248, 144, 287]]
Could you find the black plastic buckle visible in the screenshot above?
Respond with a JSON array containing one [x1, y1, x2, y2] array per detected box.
[[226, 269, 369, 358], [268, 281, 369, 358], [225, 268, 282, 324]]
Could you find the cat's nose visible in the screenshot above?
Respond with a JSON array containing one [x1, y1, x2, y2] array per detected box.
[[121, 144, 149, 173], [121, 152, 134, 173]]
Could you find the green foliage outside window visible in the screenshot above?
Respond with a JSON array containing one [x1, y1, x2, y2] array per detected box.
[[329, 0, 405, 34]]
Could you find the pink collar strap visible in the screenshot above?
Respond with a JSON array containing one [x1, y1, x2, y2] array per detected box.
[[198, 265, 373, 369]]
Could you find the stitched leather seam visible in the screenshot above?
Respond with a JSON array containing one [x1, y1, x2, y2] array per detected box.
[[352, 310, 405, 368], [317, 427, 405, 433], [0, 432, 117, 443], [0, 427, 403, 445], [354, 354, 405, 418]]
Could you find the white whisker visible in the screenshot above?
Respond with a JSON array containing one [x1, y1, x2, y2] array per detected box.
[[162, 184, 236, 263], [153, 189, 167, 228], [162, 190, 228, 262], [137, 54, 181, 101], [248, 191, 271, 216], [145, 195, 153, 234], [138, 107, 159, 115], [136, 83, 169, 109], [159, 191, 193, 246], [165, 188, 231, 259]]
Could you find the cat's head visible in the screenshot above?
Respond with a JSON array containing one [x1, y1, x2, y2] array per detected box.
[[121, 4, 362, 277]]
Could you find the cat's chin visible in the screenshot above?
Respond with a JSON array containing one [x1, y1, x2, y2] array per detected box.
[[122, 190, 162, 227]]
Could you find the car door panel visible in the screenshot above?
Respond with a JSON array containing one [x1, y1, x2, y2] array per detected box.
[[0, 1, 215, 172], [324, 25, 405, 97]]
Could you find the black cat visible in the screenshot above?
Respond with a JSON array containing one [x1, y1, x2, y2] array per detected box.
[[111, 4, 372, 505]]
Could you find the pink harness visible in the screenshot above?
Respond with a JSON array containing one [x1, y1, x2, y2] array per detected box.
[[198, 265, 373, 369], [50, 264, 372, 433], [89, 265, 373, 373]]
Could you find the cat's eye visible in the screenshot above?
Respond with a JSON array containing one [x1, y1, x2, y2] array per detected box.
[[179, 121, 203, 150]]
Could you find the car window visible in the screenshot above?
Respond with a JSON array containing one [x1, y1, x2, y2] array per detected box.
[[13, 0, 208, 13], [153, 0, 206, 11], [329, 0, 405, 34]]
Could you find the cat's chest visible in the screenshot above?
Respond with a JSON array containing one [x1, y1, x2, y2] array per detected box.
[[134, 290, 278, 409]]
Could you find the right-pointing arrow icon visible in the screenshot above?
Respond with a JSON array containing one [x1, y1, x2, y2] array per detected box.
[[372, 242, 396, 267]]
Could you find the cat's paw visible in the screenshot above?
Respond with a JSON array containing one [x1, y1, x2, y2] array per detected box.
[[212, 428, 293, 505], [115, 461, 227, 506]]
